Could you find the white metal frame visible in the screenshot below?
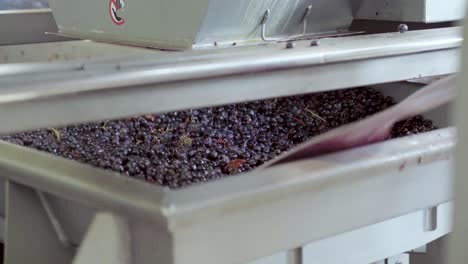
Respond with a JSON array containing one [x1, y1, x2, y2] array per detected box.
[[0, 12, 462, 264]]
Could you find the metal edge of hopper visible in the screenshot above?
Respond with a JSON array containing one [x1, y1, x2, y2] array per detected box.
[[0, 124, 455, 229], [161, 128, 454, 264], [0, 126, 455, 264], [0, 27, 462, 135], [0, 76, 456, 263], [1, 27, 462, 80], [1, 125, 448, 264], [0, 139, 171, 225], [0, 27, 461, 79], [166, 127, 455, 224]]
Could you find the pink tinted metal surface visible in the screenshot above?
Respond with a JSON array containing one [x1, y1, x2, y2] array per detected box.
[[264, 75, 457, 167]]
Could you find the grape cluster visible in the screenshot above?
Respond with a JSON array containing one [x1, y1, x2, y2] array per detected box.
[[2, 87, 437, 189]]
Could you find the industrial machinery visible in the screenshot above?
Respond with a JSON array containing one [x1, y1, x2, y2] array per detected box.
[[0, 1, 465, 263]]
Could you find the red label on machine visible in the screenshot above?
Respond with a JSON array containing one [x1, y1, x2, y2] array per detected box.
[[109, 0, 125, 26]]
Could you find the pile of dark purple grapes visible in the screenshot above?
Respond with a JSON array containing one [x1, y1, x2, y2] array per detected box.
[[2, 87, 436, 188]]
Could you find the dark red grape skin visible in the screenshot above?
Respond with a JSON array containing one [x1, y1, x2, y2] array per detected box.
[[1, 87, 436, 189]]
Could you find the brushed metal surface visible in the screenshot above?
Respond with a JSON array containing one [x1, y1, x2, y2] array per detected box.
[[47, 0, 210, 49], [0, 40, 155, 64], [0, 9, 69, 46], [47, 0, 355, 49], [195, 0, 354, 48]]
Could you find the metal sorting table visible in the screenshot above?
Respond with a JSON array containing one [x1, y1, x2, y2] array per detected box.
[[0, 27, 461, 264]]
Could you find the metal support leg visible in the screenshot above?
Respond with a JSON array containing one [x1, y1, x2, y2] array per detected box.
[[387, 253, 410, 264], [423, 207, 438, 232], [287, 248, 302, 264], [36, 190, 75, 247], [73, 212, 131, 264], [371, 253, 410, 264], [76, 212, 175, 264], [4, 181, 74, 264]]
